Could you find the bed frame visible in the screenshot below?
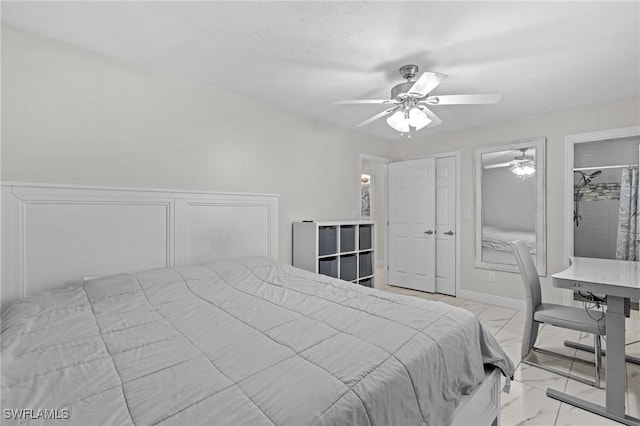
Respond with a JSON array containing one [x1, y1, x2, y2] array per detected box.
[[1, 182, 278, 308], [0, 181, 502, 426]]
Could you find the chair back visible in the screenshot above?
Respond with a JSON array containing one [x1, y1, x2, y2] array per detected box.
[[510, 240, 542, 358], [510, 240, 542, 310]]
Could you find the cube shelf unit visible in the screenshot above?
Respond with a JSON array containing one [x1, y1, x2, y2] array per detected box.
[[293, 220, 375, 287]]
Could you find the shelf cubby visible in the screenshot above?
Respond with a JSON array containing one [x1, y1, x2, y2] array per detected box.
[[293, 220, 375, 288]]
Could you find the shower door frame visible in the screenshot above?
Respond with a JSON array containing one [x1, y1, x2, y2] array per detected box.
[[563, 125, 640, 306]]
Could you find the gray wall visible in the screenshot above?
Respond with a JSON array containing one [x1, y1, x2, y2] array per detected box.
[[482, 167, 536, 232], [392, 97, 640, 304], [1, 26, 392, 263], [3, 25, 640, 305]]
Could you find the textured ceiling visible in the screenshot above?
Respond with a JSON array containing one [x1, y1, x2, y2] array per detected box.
[[2, 1, 639, 140]]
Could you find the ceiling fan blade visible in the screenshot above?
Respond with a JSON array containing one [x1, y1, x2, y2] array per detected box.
[[419, 106, 442, 127], [484, 162, 512, 169], [424, 94, 502, 105], [408, 72, 448, 97], [335, 99, 398, 105], [356, 106, 399, 127]]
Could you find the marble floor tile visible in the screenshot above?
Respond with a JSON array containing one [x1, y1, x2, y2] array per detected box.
[[627, 385, 640, 418], [459, 301, 491, 316], [629, 384, 640, 418], [498, 341, 522, 370], [412, 291, 445, 302], [496, 330, 525, 349], [524, 350, 575, 377], [555, 402, 621, 426], [374, 283, 639, 425], [513, 360, 568, 392], [626, 340, 640, 358], [478, 306, 518, 322], [534, 334, 581, 359], [628, 359, 640, 385], [549, 356, 637, 421], [565, 358, 605, 389], [500, 380, 562, 426], [438, 294, 467, 306]]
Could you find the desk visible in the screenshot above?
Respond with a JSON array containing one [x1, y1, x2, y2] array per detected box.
[[550, 257, 639, 426]]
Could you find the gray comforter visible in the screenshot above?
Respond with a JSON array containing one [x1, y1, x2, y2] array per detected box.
[[1, 257, 513, 426]]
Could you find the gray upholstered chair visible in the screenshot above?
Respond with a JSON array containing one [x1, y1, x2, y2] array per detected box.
[[510, 240, 605, 388]]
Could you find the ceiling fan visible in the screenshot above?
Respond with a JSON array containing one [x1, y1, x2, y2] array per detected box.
[[484, 148, 536, 177], [336, 64, 501, 137]]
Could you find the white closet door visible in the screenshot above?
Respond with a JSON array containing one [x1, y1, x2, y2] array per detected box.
[[387, 158, 436, 292], [435, 156, 457, 295]]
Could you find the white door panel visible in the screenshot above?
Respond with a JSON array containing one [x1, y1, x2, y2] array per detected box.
[[435, 156, 457, 295], [388, 158, 436, 292]]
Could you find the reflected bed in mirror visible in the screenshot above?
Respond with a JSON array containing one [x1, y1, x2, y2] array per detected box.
[[474, 137, 547, 275]]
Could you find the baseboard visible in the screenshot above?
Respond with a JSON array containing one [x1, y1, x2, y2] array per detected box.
[[457, 289, 525, 311]]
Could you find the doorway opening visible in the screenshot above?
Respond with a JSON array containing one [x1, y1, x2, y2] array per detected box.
[[359, 154, 390, 287], [564, 126, 640, 307], [360, 174, 372, 219]]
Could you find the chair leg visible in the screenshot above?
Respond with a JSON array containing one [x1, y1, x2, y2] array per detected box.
[[563, 340, 640, 365], [594, 335, 602, 388], [525, 343, 604, 388]]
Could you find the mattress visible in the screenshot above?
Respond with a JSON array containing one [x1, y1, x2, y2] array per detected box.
[[1, 257, 514, 426], [482, 225, 536, 254]]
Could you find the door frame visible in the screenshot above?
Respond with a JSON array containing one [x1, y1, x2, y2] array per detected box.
[[563, 126, 640, 305], [389, 151, 461, 296], [359, 153, 392, 285]]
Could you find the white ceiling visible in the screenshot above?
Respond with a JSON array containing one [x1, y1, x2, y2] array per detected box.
[[3, 1, 639, 140]]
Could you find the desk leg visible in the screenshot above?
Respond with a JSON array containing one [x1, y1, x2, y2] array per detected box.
[[547, 296, 639, 426], [606, 296, 627, 416]]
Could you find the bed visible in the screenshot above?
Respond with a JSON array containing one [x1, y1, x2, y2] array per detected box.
[[1, 183, 514, 426], [481, 225, 536, 265]]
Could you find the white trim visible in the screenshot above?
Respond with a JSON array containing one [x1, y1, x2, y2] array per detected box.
[[396, 150, 460, 161], [1, 181, 280, 198], [458, 289, 525, 311], [1, 182, 279, 308], [359, 153, 392, 164], [359, 154, 392, 286], [575, 164, 638, 171], [387, 151, 461, 297], [454, 152, 461, 299], [473, 137, 547, 276], [562, 125, 640, 306], [292, 219, 374, 226]]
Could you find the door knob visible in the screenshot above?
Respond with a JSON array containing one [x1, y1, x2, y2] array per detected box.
[[444, 230, 454, 235], [424, 230, 434, 235]]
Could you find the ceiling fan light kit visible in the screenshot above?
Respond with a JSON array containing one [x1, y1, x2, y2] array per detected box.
[[485, 148, 536, 178], [509, 149, 536, 178], [337, 64, 501, 138], [510, 161, 536, 177], [386, 105, 431, 134]]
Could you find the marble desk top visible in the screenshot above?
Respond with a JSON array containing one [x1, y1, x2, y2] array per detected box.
[[552, 257, 640, 299]]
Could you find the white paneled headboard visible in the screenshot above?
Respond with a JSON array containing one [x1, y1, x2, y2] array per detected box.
[[1, 182, 278, 308]]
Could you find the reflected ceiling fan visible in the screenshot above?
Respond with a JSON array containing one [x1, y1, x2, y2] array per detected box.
[[336, 64, 501, 138], [484, 148, 536, 177]]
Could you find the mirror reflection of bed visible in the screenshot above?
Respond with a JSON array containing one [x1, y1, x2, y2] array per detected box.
[[481, 149, 537, 266], [474, 137, 546, 275]]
